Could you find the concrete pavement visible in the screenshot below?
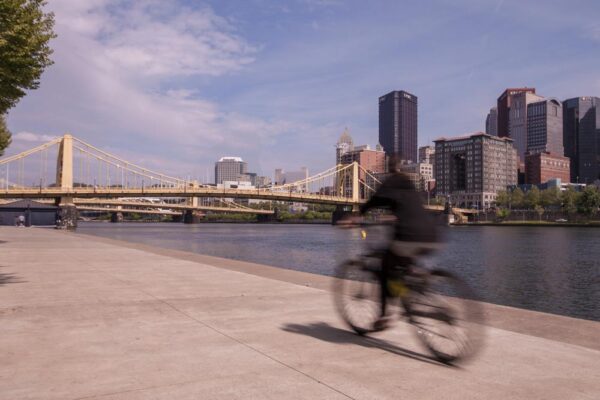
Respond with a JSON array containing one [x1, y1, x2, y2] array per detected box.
[[0, 226, 598, 399]]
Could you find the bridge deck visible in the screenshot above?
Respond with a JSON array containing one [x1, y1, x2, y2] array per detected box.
[[2, 228, 591, 399], [0, 187, 357, 205], [0, 188, 477, 214]]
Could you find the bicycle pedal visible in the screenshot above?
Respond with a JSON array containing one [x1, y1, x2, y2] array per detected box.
[[387, 280, 410, 297]]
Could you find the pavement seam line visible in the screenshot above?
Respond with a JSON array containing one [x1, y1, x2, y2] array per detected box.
[[96, 269, 358, 400]]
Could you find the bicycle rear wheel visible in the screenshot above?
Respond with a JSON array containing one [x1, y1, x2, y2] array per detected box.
[[404, 269, 485, 364], [333, 259, 382, 335]]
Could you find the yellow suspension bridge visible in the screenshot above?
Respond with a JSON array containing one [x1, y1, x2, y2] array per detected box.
[[0, 134, 475, 227]]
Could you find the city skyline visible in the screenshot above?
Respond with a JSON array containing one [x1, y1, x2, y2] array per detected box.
[[3, 0, 600, 181]]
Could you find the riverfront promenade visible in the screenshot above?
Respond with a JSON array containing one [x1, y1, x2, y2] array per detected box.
[[1, 227, 598, 399]]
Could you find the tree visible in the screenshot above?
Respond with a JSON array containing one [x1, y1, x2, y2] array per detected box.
[[495, 208, 510, 221], [561, 187, 579, 218], [495, 190, 510, 208], [0, 115, 11, 156], [524, 187, 541, 209], [510, 188, 524, 209], [540, 187, 561, 208], [0, 0, 56, 115], [576, 186, 600, 218]]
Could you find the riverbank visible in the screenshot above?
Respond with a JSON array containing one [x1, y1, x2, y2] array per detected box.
[[1, 227, 598, 399], [83, 218, 333, 224], [464, 221, 600, 227]]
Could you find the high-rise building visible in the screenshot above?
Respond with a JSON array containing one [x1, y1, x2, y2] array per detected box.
[[563, 96, 600, 183], [338, 144, 386, 197], [273, 167, 308, 186], [485, 107, 498, 136], [336, 128, 354, 165], [418, 145, 435, 164], [418, 145, 436, 180], [379, 90, 418, 162], [398, 162, 434, 191], [274, 169, 284, 185], [284, 167, 309, 184], [257, 176, 272, 188], [508, 91, 545, 163], [214, 157, 247, 185], [339, 145, 386, 174], [497, 87, 536, 138], [527, 98, 564, 155], [525, 152, 570, 185], [434, 132, 517, 209]]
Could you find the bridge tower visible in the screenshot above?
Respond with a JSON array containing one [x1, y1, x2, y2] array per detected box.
[[55, 134, 78, 229], [332, 162, 361, 224], [184, 180, 203, 224], [352, 161, 359, 210]]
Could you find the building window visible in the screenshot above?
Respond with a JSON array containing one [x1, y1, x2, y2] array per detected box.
[[453, 153, 467, 191]]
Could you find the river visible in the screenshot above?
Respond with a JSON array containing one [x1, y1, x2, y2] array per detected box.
[[78, 222, 600, 321]]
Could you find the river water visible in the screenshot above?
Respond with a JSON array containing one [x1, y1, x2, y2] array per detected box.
[[78, 222, 600, 321]]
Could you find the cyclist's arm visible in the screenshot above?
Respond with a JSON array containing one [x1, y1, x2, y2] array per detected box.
[[360, 192, 392, 214]]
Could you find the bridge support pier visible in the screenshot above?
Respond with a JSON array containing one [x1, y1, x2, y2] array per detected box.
[[183, 210, 203, 224], [331, 205, 359, 225], [257, 208, 279, 223], [55, 203, 78, 230], [110, 212, 123, 223]]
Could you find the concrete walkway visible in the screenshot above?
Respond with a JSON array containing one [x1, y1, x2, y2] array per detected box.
[[0, 227, 598, 400]]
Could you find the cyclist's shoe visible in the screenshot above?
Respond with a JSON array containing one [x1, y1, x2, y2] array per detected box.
[[372, 316, 392, 332]]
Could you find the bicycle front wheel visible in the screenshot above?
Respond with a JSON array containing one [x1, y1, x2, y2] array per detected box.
[[333, 259, 382, 335], [405, 269, 485, 364]]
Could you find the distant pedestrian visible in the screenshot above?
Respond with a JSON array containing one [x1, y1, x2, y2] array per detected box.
[[17, 215, 25, 227]]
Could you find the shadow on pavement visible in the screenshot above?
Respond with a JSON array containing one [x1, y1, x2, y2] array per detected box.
[[0, 268, 25, 286], [281, 321, 449, 367]]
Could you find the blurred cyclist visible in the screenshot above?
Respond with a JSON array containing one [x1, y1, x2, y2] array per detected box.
[[343, 156, 441, 330]]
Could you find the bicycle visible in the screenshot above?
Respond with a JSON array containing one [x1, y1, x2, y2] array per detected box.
[[333, 222, 485, 364]]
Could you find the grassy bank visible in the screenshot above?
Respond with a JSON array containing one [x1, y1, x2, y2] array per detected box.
[[464, 221, 600, 227]]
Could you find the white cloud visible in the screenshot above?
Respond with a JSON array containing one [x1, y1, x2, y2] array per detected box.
[[5, 1, 303, 174], [97, 2, 256, 78], [13, 132, 57, 142]]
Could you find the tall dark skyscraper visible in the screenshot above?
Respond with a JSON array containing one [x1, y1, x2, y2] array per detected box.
[[563, 97, 600, 183], [527, 98, 563, 155], [378, 90, 418, 162], [496, 87, 536, 138]]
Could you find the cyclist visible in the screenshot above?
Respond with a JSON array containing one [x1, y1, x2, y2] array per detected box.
[[346, 156, 441, 330]]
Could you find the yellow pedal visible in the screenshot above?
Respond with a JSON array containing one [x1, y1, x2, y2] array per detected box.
[[387, 280, 409, 297]]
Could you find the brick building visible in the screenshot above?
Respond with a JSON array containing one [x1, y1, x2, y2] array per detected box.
[[525, 152, 570, 185], [434, 132, 517, 209]]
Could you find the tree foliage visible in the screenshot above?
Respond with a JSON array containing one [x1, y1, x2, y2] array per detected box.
[[561, 187, 579, 215], [510, 188, 524, 208], [0, 0, 56, 115], [540, 187, 561, 208], [0, 115, 11, 156], [576, 186, 600, 217], [524, 187, 541, 209], [496, 190, 510, 208]]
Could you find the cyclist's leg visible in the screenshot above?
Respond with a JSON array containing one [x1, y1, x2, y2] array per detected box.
[[379, 251, 392, 317], [373, 249, 406, 330], [387, 243, 412, 276]]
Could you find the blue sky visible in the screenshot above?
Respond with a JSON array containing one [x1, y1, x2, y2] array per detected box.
[[5, 0, 600, 182]]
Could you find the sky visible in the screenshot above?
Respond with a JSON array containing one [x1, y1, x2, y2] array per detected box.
[[5, 0, 600, 183]]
